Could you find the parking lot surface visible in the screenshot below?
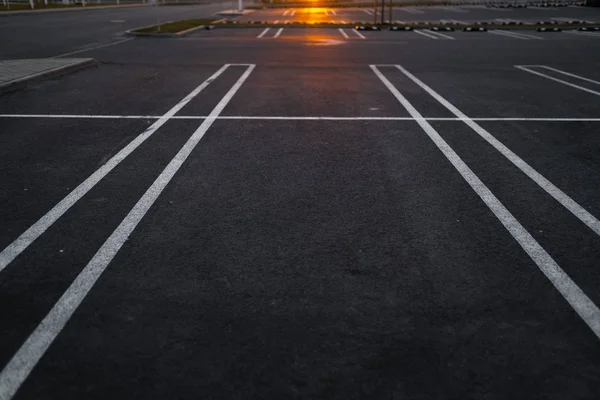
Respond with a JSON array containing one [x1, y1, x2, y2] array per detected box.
[[1, 4, 600, 400]]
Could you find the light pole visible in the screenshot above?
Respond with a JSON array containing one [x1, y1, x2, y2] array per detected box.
[[372, 0, 376, 24]]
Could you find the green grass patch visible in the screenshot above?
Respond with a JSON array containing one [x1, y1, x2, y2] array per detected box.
[[134, 19, 215, 34]]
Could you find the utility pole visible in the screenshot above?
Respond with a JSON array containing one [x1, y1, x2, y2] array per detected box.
[[389, 0, 392, 24], [380, 0, 384, 24], [372, 0, 376, 24]]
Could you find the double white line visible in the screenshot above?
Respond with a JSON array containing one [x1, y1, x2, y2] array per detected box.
[[339, 28, 366, 39], [516, 65, 600, 96], [414, 29, 455, 40], [488, 29, 544, 40], [257, 27, 284, 39], [371, 64, 600, 341], [0, 64, 256, 400]]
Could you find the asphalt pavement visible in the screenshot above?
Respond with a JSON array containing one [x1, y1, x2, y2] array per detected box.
[[1, 4, 600, 400], [0, 1, 231, 59]]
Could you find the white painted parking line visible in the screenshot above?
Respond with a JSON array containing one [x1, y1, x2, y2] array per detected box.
[[291, 9, 296, 16], [340, 20, 347, 24], [494, 18, 521, 24], [534, 66, 600, 85], [2, 114, 600, 122], [273, 28, 284, 38], [371, 64, 600, 342], [488, 30, 527, 40], [391, 63, 600, 237], [414, 29, 439, 39], [273, 20, 279, 24], [363, 9, 373, 15], [0, 64, 256, 400], [284, 20, 290, 24], [489, 30, 543, 40], [338, 28, 350, 39], [54, 38, 134, 58], [403, 7, 424, 14], [329, 9, 337, 16], [282, 9, 290, 16], [0, 64, 232, 274], [565, 30, 600, 38], [502, 30, 543, 40], [425, 30, 455, 40], [516, 65, 600, 96], [441, 6, 467, 12], [257, 27, 270, 38], [551, 17, 593, 22], [352, 29, 366, 39]]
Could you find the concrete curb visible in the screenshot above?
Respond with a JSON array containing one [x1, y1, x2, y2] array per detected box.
[[212, 21, 600, 30], [126, 23, 214, 37], [0, 58, 97, 94], [0, 3, 150, 17], [217, 9, 254, 16]]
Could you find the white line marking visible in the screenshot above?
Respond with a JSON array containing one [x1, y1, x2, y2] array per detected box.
[[54, 38, 134, 58], [414, 29, 439, 39], [371, 64, 600, 341], [535, 66, 600, 85], [499, 30, 543, 40], [363, 9, 373, 15], [404, 7, 424, 14], [340, 20, 347, 24], [338, 28, 349, 38], [273, 20, 279, 24], [273, 27, 284, 38], [426, 30, 455, 40], [516, 65, 600, 96], [565, 30, 600, 37], [489, 30, 543, 40], [506, 30, 544, 40], [330, 9, 337, 16], [352, 29, 366, 39], [282, 9, 290, 16], [1, 114, 600, 122], [488, 30, 528, 40], [442, 6, 467, 13], [284, 20, 290, 23], [0, 64, 232, 274], [257, 27, 270, 38], [393, 63, 600, 237], [551, 17, 593, 22], [291, 9, 296, 16], [0, 65, 256, 400]]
